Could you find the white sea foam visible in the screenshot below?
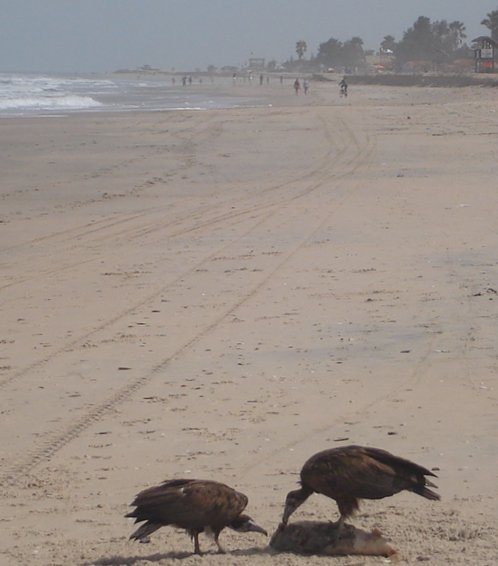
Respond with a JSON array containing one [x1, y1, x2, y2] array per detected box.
[[0, 73, 110, 114], [0, 95, 102, 111], [0, 72, 265, 117]]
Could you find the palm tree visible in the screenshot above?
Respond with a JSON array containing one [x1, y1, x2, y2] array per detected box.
[[481, 9, 498, 42], [296, 40, 307, 60], [381, 35, 397, 54], [449, 21, 466, 47], [433, 20, 467, 59]]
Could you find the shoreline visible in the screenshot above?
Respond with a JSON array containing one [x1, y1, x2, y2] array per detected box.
[[3, 70, 497, 120]]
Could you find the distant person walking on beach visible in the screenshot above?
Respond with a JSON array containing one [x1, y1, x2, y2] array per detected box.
[[339, 77, 348, 97], [294, 78, 301, 95], [303, 79, 309, 95]]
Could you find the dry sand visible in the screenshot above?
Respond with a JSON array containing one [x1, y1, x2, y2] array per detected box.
[[1, 81, 498, 565]]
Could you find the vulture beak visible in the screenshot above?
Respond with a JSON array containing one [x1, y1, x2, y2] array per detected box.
[[245, 519, 268, 536], [230, 515, 268, 536]]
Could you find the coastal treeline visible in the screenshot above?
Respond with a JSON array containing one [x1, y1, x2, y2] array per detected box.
[[286, 7, 498, 73]]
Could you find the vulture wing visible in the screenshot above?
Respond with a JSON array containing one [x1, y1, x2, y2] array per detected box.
[[359, 446, 437, 477], [357, 446, 440, 499], [302, 446, 439, 501], [128, 479, 248, 530]]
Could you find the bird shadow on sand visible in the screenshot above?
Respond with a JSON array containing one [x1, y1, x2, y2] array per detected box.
[[83, 552, 188, 566], [84, 546, 270, 565], [226, 545, 273, 557]]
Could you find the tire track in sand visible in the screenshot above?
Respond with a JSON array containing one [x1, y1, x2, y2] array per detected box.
[[0, 109, 373, 389], [0, 108, 376, 485]]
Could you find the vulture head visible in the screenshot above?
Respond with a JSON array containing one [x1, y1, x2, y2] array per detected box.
[[229, 513, 268, 535]]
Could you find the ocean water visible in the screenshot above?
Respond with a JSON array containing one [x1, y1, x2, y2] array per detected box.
[[0, 73, 263, 117]]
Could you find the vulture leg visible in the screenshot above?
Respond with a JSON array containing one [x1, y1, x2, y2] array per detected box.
[[213, 531, 226, 554], [336, 515, 345, 535], [191, 531, 202, 555], [336, 496, 359, 534]]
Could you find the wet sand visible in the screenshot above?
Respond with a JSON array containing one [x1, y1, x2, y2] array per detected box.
[[1, 82, 498, 564]]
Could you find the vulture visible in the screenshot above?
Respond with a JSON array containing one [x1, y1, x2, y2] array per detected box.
[[126, 478, 267, 554], [281, 445, 440, 530]]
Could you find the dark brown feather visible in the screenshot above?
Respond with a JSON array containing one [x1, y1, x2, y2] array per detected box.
[[126, 478, 265, 554], [282, 445, 439, 525], [302, 446, 440, 503], [127, 479, 247, 533]]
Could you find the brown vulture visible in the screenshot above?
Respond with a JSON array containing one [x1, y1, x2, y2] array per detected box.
[[126, 478, 267, 554], [281, 445, 440, 530]]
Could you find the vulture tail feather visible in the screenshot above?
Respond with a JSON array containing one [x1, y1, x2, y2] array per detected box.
[[129, 522, 162, 541], [413, 485, 440, 501]]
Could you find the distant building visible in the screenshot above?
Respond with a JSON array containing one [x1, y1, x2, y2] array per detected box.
[[472, 36, 496, 73], [248, 58, 265, 70]]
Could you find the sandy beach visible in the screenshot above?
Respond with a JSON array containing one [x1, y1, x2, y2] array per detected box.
[[1, 81, 498, 565]]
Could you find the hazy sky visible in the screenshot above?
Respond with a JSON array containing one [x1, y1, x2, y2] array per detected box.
[[1, 1, 497, 73]]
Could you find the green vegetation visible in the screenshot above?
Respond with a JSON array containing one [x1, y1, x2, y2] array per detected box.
[[282, 7, 497, 73], [481, 8, 498, 42], [295, 40, 307, 60]]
